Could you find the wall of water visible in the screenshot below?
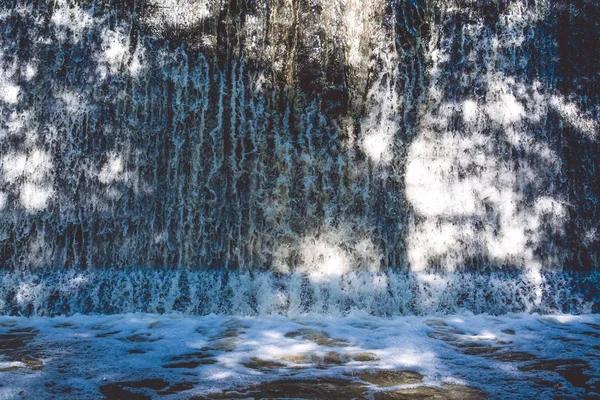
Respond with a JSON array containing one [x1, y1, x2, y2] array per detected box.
[[0, 0, 598, 311], [1, 268, 597, 316]]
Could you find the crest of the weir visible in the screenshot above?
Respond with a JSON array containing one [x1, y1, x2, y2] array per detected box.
[[0, 0, 599, 315]]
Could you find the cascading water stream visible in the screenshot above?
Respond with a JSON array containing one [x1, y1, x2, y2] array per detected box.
[[0, 0, 598, 316]]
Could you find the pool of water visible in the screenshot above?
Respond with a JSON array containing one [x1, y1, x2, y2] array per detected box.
[[1, 313, 599, 399]]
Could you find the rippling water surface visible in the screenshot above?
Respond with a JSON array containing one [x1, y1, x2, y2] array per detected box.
[[1, 313, 600, 399]]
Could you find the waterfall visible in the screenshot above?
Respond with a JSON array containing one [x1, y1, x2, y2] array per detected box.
[[0, 0, 598, 315], [1, 268, 598, 316]]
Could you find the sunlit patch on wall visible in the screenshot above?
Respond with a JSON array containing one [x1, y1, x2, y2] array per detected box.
[[22, 63, 37, 81], [96, 28, 130, 79], [405, 115, 567, 272], [362, 130, 393, 165], [0, 191, 6, 211], [142, 0, 211, 34], [1, 152, 27, 183], [4, 111, 33, 137], [299, 238, 351, 281], [550, 95, 599, 140], [19, 182, 53, 213], [462, 100, 478, 123], [403, 3, 571, 273], [0, 82, 20, 104], [274, 224, 382, 281], [98, 154, 125, 185], [50, 0, 94, 42], [485, 92, 524, 125], [1, 149, 54, 213], [360, 51, 399, 166]]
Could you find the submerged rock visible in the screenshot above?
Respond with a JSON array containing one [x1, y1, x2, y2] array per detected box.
[[197, 377, 486, 400], [374, 384, 487, 400], [355, 370, 424, 387]]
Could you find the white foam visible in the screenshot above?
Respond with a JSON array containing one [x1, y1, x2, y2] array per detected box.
[[0, 269, 595, 317]]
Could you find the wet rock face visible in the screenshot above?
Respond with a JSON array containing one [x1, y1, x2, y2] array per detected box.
[[0, 0, 598, 276]]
